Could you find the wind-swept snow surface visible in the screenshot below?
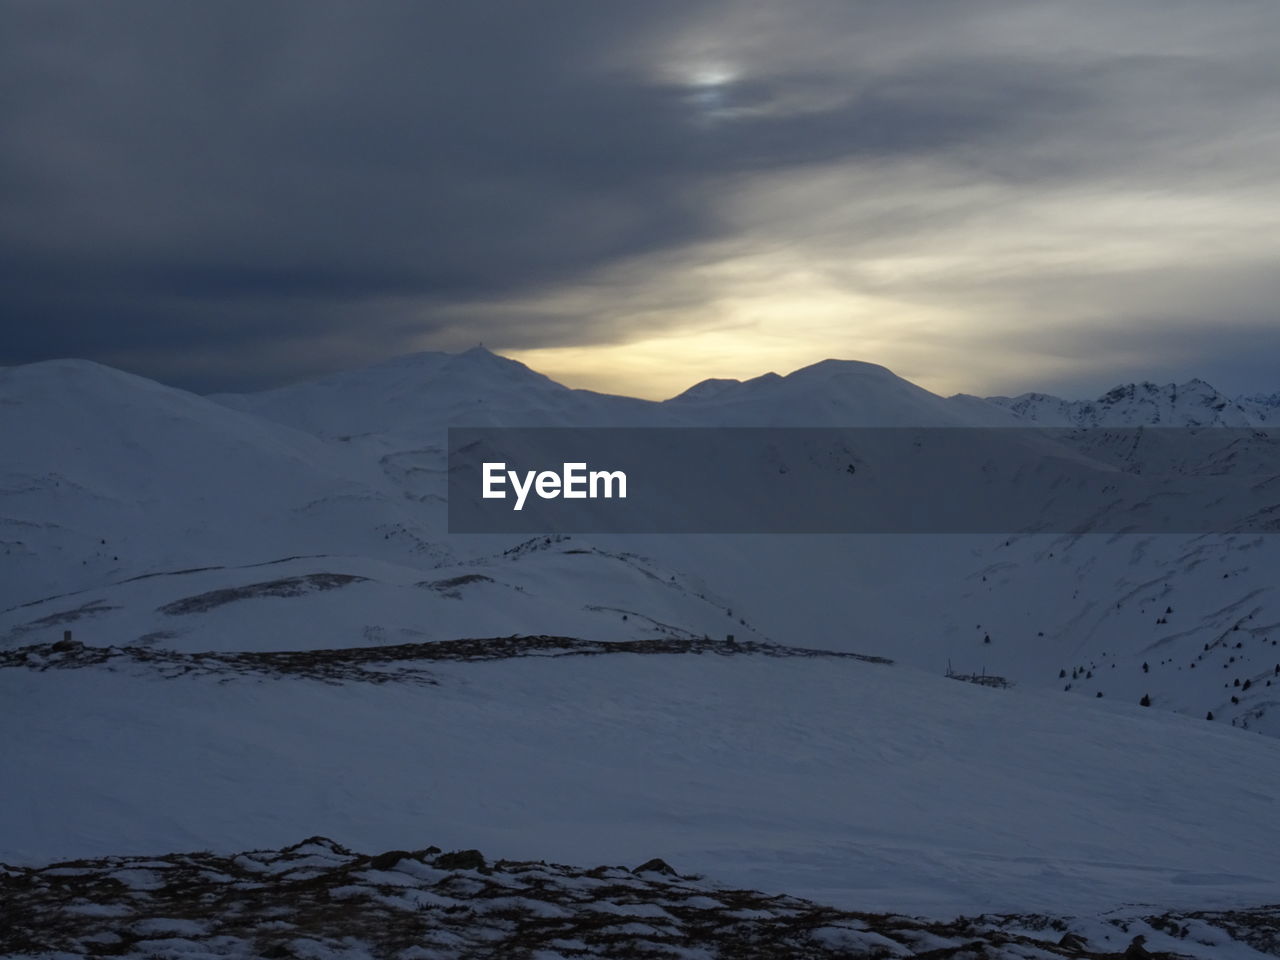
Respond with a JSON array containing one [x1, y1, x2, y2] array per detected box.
[[5, 637, 1280, 919]]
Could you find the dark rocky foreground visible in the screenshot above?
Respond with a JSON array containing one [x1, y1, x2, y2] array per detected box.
[[1, 838, 1275, 959], [0, 634, 891, 685]]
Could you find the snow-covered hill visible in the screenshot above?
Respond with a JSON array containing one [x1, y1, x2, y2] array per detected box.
[[215, 347, 663, 438], [0, 538, 766, 656], [0, 359, 456, 604]]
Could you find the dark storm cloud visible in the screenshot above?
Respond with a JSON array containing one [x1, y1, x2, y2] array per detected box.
[[2, 4, 705, 364], [2, 0, 1279, 394], [0, 0, 1092, 387]]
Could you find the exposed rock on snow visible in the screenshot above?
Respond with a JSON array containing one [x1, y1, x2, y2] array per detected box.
[[5, 837, 1272, 959], [0, 633, 891, 685]]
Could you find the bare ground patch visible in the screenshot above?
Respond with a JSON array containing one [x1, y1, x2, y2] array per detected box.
[[3, 837, 1259, 959], [0, 635, 890, 685]]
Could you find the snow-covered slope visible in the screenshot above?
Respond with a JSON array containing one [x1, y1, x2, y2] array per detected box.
[[215, 347, 663, 438], [0, 537, 766, 656], [936, 379, 1280, 733], [617, 527, 1280, 736], [6, 634, 1280, 918], [0, 359, 451, 605], [212, 347, 677, 526]]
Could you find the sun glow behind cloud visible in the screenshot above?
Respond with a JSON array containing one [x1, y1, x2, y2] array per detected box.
[[474, 147, 1280, 402], [496, 8, 1280, 401]]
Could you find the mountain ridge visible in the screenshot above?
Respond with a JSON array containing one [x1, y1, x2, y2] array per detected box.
[[985, 377, 1272, 427], [16, 349, 1276, 427]]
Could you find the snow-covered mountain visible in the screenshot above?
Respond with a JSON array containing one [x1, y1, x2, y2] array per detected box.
[[215, 347, 663, 438], [986, 378, 1259, 427], [666, 358, 1017, 426], [1238, 390, 1280, 425], [961, 379, 1280, 738], [5, 348, 1280, 942], [218, 349, 1017, 434], [6, 352, 1279, 728]]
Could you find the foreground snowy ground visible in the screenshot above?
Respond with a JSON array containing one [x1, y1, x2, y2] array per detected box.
[[6, 836, 1279, 959], [5, 637, 1280, 922]]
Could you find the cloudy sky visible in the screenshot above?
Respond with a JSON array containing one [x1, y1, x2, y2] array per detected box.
[[4, 1, 1280, 399]]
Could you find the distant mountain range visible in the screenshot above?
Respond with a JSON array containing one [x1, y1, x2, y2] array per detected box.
[[986, 377, 1280, 427]]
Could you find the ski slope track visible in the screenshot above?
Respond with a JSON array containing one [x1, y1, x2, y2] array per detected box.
[[5, 348, 1280, 955]]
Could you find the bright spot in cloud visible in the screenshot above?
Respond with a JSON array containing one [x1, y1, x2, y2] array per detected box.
[[687, 64, 737, 88]]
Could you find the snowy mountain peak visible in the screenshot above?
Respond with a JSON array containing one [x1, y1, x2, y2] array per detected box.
[[1236, 390, 1280, 424], [990, 377, 1256, 427], [2, 357, 173, 398], [667, 357, 1012, 425], [667, 377, 743, 402], [1242, 390, 1280, 407], [669, 361, 901, 404], [357, 345, 561, 388], [783, 357, 899, 382], [1097, 378, 1223, 408], [216, 346, 656, 435]]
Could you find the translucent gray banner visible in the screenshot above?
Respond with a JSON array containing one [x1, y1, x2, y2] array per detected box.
[[447, 427, 1280, 534]]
